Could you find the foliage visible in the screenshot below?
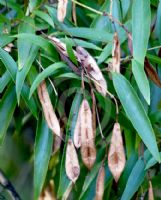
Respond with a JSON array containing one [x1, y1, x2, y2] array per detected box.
[[0, 0, 161, 199]]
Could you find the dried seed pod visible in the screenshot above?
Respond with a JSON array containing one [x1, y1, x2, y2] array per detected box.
[[73, 111, 81, 148], [95, 165, 105, 200], [108, 123, 126, 182], [80, 99, 96, 169], [112, 32, 120, 73], [38, 81, 61, 138], [76, 46, 107, 96], [57, 0, 68, 22], [148, 181, 154, 200], [65, 139, 80, 183]]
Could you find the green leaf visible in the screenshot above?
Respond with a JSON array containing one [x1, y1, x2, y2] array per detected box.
[[145, 152, 161, 170], [132, 0, 151, 63], [0, 47, 17, 81], [132, 59, 150, 104], [65, 37, 78, 65], [121, 151, 151, 200], [0, 84, 17, 144], [0, 47, 38, 118], [155, 0, 161, 42], [61, 38, 102, 51], [29, 62, 68, 98], [34, 10, 55, 28], [0, 35, 14, 47], [21, 84, 38, 119], [64, 27, 113, 43], [58, 91, 83, 198], [91, 0, 111, 31], [146, 53, 161, 65], [13, 33, 58, 60], [34, 115, 53, 200], [121, 0, 131, 19], [28, 0, 43, 12], [0, 71, 11, 93], [119, 152, 138, 192], [16, 45, 39, 103], [55, 72, 81, 80], [112, 73, 160, 162], [17, 17, 35, 70]]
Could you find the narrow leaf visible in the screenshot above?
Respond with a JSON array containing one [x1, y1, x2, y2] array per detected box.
[[112, 73, 160, 162], [0, 48, 38, 118], [34, 115, 53, 200], [121, 151, 151, 200], [34, 10, 55, 28], [17, 17, 35, 70], [132, 59, 150, 104], [64, 27, 113, 43], [0, 71, 11, 93], [0, 84, 17, 144], [16, 45, 39, 103], [132, 0, 151, 63]]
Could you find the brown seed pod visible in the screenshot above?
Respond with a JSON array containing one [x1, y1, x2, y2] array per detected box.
[[80, 99, 96, 169], [95, 165, 105, 200], [65, 139, 80, 183], [76, 46, 107, 96], [108, 123, 126, 182], [57, 0, 68, 22], [148, 181, 154, 200], [73, 111, 81, 148], [37, 81, 61, 138], [112, 32, 120, 73]]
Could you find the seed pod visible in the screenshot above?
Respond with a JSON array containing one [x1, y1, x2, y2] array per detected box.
[[65, 139, 80, 183], [80, 99, 96, 169], [148, 181, 154, 200], [73, 111, 81, 148], [57, 0, 68, 22], [37, 81, 61, 138], [76, 46, 107, 96], [108, 123, 126, 182], [95, 165, 105, 200], [112, 32, 120, 73]]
